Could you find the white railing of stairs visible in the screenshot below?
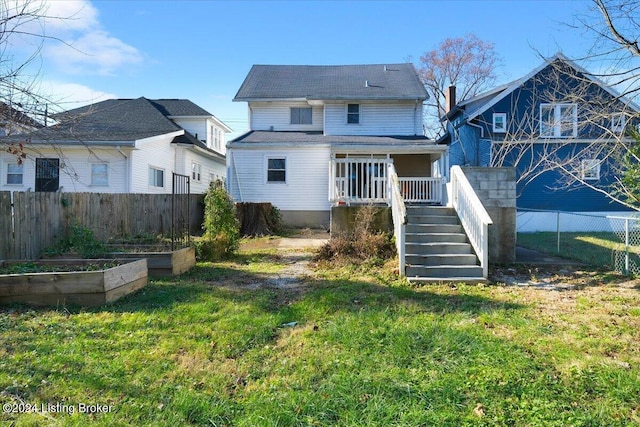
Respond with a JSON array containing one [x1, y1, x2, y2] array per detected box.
[[450, 166, 493, 278], [387, 163, 406, 276]]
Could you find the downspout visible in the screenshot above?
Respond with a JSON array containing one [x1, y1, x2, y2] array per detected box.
[[231, 151, 243, 201], [462, 118, 485, 167]]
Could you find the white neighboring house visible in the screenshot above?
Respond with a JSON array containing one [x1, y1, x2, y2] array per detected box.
[[0, 98, 231, 194], [228, 63, 448, 227]]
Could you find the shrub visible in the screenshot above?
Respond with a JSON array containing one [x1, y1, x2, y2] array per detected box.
[[315, 205, 395, 264], [44, 222, 106, 258], [200, 181, 240, 260]]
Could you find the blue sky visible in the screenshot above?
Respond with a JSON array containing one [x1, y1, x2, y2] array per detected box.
[[20, 0, 598, 137]]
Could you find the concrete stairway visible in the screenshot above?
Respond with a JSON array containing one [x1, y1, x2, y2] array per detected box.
[[404, 205, 486, 283]]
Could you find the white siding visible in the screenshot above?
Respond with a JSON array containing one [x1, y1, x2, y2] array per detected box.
[[249, 102, 324, 131], [324, 101, 422, 136], [228, 145, 330, 211], [173, 118, 207, 145], [182, 149, 226, 194], [0, 147, 128, 193], [130, 135, 177, 193]]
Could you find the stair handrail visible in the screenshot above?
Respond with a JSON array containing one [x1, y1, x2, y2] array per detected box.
[[450, 166, 493, 278], [387, 163, 406, 276]]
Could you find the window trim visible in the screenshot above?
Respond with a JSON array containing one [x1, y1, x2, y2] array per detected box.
[[90, 162, 109, 187], [611, 112, 626, 133], [148, 166, 165, 188], [265, 156, 287, 184], [6, 163, 23, 185], [492, 113, 507, 133], [540, 103, 577, 138], [581, 159, 600, 181], [191, 161, 202, 182], [290, 107, 313, 125], [347, 104, 360, 124]]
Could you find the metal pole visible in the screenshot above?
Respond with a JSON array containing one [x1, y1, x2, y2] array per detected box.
[[625, 218, 630, 275], [557, 211, 561, 254]]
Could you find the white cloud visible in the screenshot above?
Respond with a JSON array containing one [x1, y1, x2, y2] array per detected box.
[[46, 30, 142, 76], [27, 0, 143, 75], [40, 80, 116, 112]]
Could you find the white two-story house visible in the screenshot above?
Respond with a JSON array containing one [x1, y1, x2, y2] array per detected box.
[[0, 98, 231, 194], [227, 63, 448, 227]]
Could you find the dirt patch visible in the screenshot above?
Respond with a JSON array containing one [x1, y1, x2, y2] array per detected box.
[[491, 264, 639, 291]]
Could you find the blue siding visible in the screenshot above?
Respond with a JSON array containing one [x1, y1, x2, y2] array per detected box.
[[445, 59, 636, 213]]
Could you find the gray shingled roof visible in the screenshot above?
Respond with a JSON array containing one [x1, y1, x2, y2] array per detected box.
[[8, 97, 222, 145], [234, 64, 428, 101], [229, 131, 437, 147]]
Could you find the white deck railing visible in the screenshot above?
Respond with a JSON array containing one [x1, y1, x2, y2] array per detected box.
[[450, 166, 493, 278], [330, 158, 443, 205], [329, 158, 392, 204], [388, 163, 406, 276], [399, 177, 442, 203]]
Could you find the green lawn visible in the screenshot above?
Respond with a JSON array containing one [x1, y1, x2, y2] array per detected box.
[[1, 249, 640, 426], [517, 232, 635, 269]]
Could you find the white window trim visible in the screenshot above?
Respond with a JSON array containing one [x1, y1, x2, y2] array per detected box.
[[148, 166, 165, 188], [290, 107, 313, 125], [492, 113, 507, 133], [581, 159, 600, 181], [265, 156, 287, 184], [191, 161, 202, 182], [611, 113, 626, 133], [347, 104, 360, 125], [540, 103, 577, 138], [6, 163, 23, 185], [90, 162, 109, 187]]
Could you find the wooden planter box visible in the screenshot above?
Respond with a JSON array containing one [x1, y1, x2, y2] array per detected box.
[[0, 259, 148, 307], [104, 246, 195, 276]]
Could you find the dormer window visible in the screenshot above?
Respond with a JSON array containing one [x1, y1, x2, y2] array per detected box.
[[290, 107, 312, 125], [540, 103, 577, 138], [347, 104, 360, 124]]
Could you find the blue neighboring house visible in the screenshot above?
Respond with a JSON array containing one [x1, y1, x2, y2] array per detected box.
[[439, 53, 639, 230]]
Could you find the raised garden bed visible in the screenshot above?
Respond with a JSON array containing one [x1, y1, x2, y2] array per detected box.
[[0, 258, 147, 307], [103, 246, 195, 276]]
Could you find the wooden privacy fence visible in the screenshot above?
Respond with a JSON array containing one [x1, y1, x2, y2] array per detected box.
[[0, 192, 204, 260]]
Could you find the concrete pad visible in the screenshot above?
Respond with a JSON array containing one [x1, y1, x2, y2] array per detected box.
[[515, 246, 583, 266]]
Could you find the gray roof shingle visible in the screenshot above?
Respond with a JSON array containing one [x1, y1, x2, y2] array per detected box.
[[11, 97, 217, 144], [234, 63, 428, 101], [229, 131, 437, 147]]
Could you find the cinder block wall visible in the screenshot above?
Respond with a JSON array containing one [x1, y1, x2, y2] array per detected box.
[[461, 167, 517, 263]]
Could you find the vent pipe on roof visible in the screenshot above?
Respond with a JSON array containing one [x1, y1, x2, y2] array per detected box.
[[365, 80, 370, 88], [384, 65, 387, 72]]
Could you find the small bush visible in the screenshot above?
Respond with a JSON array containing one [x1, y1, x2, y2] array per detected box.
[[200, 181, 240, 261], [315, 205, 395, 264], [44, 222, 106, 258]]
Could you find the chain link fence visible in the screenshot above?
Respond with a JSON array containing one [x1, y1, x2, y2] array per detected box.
[[517, 208, 640, 275]]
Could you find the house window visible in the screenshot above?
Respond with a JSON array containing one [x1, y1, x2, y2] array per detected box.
[[347, 104, 360, 124], [493, 113, 507, 133], [267, 158, 286, 183], [540, 103, 577, 138], [612, 113, 626, 133], [581, 159, 600, 181], [290, 107, 312, 125], [191, 162, 202, 182], [148, 166, 164, 188], [6, 163, 23, 185], [91, 163, 108, 186]]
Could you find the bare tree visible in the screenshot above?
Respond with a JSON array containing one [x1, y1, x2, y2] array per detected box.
[[418, 34, 500, 138]]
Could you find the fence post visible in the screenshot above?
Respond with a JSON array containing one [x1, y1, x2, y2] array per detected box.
[[625, 218, 630, 275], [556, 211, 561, 254]]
